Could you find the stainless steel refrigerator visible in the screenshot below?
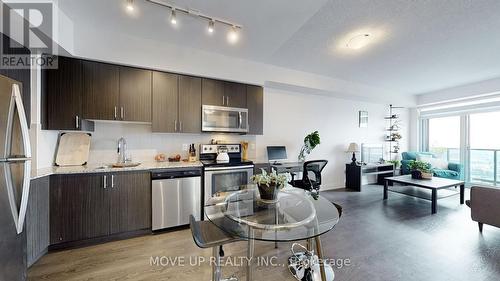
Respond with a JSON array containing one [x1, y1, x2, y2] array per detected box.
[[0, 74, 32, 281]]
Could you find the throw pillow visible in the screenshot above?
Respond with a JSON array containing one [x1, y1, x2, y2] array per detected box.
[[428, 158, 449, 170], [416, 154, 432, 162]]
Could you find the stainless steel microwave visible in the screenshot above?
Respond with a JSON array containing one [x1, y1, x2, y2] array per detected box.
[[202, 105, 249, 133]]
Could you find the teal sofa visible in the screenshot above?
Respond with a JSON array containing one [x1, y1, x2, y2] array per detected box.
[[401, 152, 463, 180]]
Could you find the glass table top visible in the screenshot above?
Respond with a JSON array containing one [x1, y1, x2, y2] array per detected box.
[[204, 185, 340, 242]]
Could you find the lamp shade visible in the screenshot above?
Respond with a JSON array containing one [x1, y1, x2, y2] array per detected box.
[[347, 143, 360, 152]]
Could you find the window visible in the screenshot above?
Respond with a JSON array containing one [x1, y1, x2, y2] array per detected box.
[[428, 116, 460, 162], [469, 111, 500, 185]]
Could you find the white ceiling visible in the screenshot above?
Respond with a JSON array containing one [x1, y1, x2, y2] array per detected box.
[[58, 0, 500, 96]]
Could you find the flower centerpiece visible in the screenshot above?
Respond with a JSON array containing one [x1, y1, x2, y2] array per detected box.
[[298, 131, 321, 162], [251, 169, 288, 201], [408, 160, 432, 180]]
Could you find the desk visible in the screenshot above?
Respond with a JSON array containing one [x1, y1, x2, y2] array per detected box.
[[253, 162, 304, 175]]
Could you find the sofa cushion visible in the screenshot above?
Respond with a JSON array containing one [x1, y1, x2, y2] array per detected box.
[[402, 151, 435, 161], [432, 169, 459, 179], [427, 158, 449, 170]]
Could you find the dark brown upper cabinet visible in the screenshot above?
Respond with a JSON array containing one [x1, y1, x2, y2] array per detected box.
[[82, 61, 120, 121], [247, 85, 264, 135], [178, 76, 202, 133], [118, 66, 152, 122], [202, 78, 225, 106], [44, 56, 83, 130], [201, 78, 246, 108], [152, 71, 178, 133], [224, 81, 247, 108], [152, 72, 201, 133]]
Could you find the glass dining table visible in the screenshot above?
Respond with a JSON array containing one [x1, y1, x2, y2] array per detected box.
[[204, 185, 341, 281]]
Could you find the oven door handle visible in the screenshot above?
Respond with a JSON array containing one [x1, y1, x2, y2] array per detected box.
[[204, 165, 254, 171]]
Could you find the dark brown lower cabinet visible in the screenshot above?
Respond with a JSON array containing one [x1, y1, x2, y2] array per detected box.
[[50, 173, 109, 245], [49, 172, 151, 246], [26, 176, 50, 267], [110, 172, 151, 234]]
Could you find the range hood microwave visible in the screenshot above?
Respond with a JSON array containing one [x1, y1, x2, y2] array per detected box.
[[202, 105, 248, 133]]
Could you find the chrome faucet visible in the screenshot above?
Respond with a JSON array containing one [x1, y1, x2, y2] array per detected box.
[[117, 137, 127, 164]]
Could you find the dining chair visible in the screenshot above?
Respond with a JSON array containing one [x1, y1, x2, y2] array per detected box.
[[189, 215, 244, 281]]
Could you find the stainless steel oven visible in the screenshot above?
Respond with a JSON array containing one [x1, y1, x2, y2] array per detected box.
[[202, 105, 248, 133], [204, 165, 254, 204]]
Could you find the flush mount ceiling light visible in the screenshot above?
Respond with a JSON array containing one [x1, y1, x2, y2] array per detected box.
[[129, 0, 242, 44], [346, 33, 371, 50]]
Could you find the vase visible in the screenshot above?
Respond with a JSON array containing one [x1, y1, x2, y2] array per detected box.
[[411, 170, 422, 179], [257, 183, 279, 202], [421, 172, 433, 180]]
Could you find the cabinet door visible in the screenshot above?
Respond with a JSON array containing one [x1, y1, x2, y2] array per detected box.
[[246, 85, 263, 135], [119, 67, 152, 122], [152, 71, 178, 132], [44, 56, 82, 130], [109, 172, 151, 234], [82, 61, 120, 120], [50, 174, 109, 244], [202, 78, 225, 106], [224, 82, 247, 108], [179, 76, 202, 133], [26, 176, 49, 267]]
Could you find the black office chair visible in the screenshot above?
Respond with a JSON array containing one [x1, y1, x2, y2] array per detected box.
[[289, 160, 328, 192]]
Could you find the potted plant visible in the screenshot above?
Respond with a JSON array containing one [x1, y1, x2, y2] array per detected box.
[[386, 160, 400, 169], [251, 169, 288, 201], [298, 131, 321, 161], [408, 160, 432, 180]]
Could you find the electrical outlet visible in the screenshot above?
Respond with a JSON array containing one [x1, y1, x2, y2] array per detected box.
[[182, 144, 189, 151]]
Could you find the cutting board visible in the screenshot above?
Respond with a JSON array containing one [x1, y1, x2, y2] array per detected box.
[[55, 132, 92, 166]]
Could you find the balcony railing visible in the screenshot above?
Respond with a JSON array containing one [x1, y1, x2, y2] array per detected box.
[[429, 147, 499, 186]]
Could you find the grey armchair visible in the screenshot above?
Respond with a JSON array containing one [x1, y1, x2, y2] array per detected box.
[[466, 186, 500, 232]]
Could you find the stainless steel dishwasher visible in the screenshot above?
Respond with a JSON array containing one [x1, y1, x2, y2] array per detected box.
[[151, 168, 201, 231]]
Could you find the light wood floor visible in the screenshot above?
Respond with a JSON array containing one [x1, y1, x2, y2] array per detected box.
[[28, 186, 500, 281]]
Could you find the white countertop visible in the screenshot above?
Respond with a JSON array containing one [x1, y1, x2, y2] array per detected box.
[[31, 161, 203, 180]]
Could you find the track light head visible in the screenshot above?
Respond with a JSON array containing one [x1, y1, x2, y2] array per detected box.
[[170, 9, 177, 25], [125, 0, 134, 12], [208, 20, 215, 34], [227, 26, 239, 44]]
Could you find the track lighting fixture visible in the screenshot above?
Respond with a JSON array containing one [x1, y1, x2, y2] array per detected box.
[[125, 0, 134, 12], [208, 20, 215, 34], [227, 26, 239, 44], [170, 9, 177, 25]]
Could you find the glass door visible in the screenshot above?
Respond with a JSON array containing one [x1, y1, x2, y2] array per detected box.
[[469, 111, 500, 185], [428, 116, 461, 162]]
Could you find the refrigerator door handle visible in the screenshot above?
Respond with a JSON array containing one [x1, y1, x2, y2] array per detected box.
[[3, 160, 31, 234], [5, 84, 32, 158]]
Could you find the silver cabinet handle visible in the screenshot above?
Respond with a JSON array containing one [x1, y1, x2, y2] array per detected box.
[[103, 175, 107, 189], [174, 120, 177, 132], [179, 121, 182, 132], [114, 106, 118, 120], [238, 112, 242, 129], [222, 95, 225, 105], [226, 96, 229, 106], [111, 175, 115, 188], [76, 115, 79, 129], [121, 107, 124, 120]]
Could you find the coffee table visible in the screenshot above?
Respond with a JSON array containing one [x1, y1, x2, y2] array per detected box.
[[384, 175, 465, 214]]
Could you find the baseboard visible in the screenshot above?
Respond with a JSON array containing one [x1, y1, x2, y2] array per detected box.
[[48, 229, 151, 251]]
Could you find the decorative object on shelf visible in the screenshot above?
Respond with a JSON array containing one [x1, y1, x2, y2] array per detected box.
[[241, 141, 249, 161], [347, 143, 360, 165], [188, 143, 197, 162], [386, 160, 400, 169], [359, 111, 368, 128], [251, 169, 287, 202], [298, 131, 321, 162], [385, 104, 404, 161], [408, 160, 432, 180]]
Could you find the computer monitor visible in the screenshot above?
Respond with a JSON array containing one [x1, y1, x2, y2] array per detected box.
[[267, 146, 287, 164]]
